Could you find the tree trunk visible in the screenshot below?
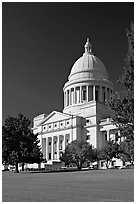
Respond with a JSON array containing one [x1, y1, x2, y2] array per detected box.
[[106, 160, 109, 169], [77, 162, 82, 171], [14, 161, 19, 173], [77, 166, 82, 170], [22, 162, 24, 171], [38, 163, 41, 170]]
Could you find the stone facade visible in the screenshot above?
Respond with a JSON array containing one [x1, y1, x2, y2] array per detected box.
[[32, 39, 123, 169]]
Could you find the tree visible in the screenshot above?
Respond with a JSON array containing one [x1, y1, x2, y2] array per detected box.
[[20, 132, 44, 171], [2, 113, 43, 173], [98, 141, 119, 169], [109, 23, 134, 141], [109, 23, 134, 164], [117, 141, 134, 166], [60, 140, 97, 170]]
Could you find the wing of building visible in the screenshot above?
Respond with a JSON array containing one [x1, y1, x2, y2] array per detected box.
[[32, 38, 124, 170]]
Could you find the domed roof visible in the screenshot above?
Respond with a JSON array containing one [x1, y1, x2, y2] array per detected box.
[[68, 38, 109, 82]]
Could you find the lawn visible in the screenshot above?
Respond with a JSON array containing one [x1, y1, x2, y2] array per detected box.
[[2, 169, 134, 202]]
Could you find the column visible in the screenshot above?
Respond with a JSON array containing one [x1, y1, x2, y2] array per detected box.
[[93, 85, 95, 101], [87, 85, 89, 102], [69, 89, 71, 105], [63, 135, 66, 151], [42, 138, 46, 159], [65, 91, 67, 107], [80, 86, 82, 103], [57, 136, 59, 160], [67, 90, 69, 106], [74, 87, 76, 104], [107, 130, 110, 141], [46, 137, 48, 160], [64, 92, 65, 107], [51, 137, 54, 160]]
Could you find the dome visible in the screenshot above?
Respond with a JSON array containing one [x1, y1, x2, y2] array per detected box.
[[68, 38, 109, 82]]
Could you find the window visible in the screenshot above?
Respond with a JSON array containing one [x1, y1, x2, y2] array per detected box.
[[49, 142, 51, 146], [105, 133, 107, 141], [86, 119, 90, 123], [86, 135, 90, 140], [49, 153, 51, 160], [111, 161, 116, 167], [104, 92, 106, 102], [101, 161, 104, 167], [95, 90, 99, 101], [83, 89, 86, 100], [88, 85, 93, 101], [49, 125, 51, 128], [54, 124, 57, 127], [43, 126, 46, 129], [60, 122, 63, 126], [59, 140, 63, 150], [123, 161, 125, 166], [66, 121, 69, 125]]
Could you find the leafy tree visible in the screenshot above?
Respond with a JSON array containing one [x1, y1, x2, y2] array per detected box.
[[60, 140, 97, 170], [98, 141, 119, 169], [2, 113, 43, 173], [109, 23, 134, 141], [109, 23, 134, 164], [116, 141, 134, 166]]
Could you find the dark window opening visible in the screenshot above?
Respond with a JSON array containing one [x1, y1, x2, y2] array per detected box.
[[83, 90, 86, 100], [59, 140, 63, 150], [86, 135, 90, 140], [105, 133, 107, 141], [104, 92, 106, 102], [111, 161, 116, 167], [49, 153, 51, 160], [101, 161, 104, 167], [49, 142, 51, 146], [95, 90, 99, 101]]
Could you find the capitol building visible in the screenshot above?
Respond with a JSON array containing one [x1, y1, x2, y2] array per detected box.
[[32, 38, 123, 169]]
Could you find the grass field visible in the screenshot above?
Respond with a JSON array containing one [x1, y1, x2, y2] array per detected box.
[[2, 169, 134, 202]]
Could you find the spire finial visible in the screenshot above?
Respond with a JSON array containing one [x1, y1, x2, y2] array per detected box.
[[84, 38, 92, 54]]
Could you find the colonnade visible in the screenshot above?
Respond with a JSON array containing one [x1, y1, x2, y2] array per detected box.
[[104, 130, 123, 142], [64, 85, 112, 107], [42, 134, 70, 161]]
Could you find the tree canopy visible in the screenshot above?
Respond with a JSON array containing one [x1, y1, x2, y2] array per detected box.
[[109, 23, 134, 141], [60, 140, 97, 170], [2, 113, 43, 172], [98, 141, 119, 168]]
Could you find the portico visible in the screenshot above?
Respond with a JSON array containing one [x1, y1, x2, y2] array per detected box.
[[42, 134, 70, 162]]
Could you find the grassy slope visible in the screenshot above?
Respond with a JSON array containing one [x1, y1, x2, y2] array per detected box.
[[2, 169, 134, 202]]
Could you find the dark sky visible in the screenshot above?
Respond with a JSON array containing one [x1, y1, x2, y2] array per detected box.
[[2, 2, 134, 123]]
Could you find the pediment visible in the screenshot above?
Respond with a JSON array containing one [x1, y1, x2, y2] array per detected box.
[[38, 111, 71, 125]]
